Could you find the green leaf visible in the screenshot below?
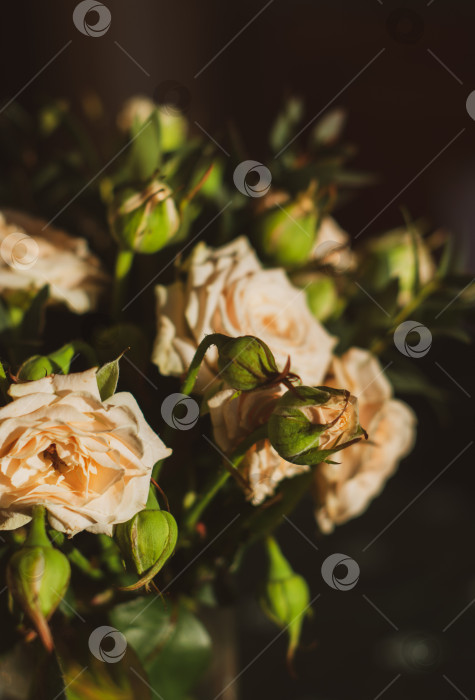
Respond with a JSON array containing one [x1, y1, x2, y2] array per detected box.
[[17, 341, 97, 381], [96, 359, 120, 400], [54, 626, 151, 700], [110, 598, 212, 700]]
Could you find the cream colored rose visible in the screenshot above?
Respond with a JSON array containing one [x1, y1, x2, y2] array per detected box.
[[314, 348, 416, 532], [298, 391, 360, 452], [312, 216, 356, 272], [152, 237, 336, 391], [0, 369, 171, 536], [0, 210, 109, 314], [208, 385, 309, 505]]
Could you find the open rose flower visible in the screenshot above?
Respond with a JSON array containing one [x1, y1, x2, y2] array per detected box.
[[209, 385, 309, 505], [152, 237, 336, 391], [0, 210, 109, 314], [313, 348, 416, 532], [0, 369, 171, 536]]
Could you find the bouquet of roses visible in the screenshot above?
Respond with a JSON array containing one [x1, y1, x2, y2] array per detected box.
[[0, 95, 472, 699]]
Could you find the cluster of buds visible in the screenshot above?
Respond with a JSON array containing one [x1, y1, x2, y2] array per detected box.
[[184, 333, 367, 467], [6, 506, 70, 650], [114, 488, 178, 591]]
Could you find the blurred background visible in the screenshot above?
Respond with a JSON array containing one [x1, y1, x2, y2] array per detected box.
[[1, 1, 474, 698]]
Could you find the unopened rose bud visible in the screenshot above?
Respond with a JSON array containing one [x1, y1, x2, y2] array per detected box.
[[115, 491, 178, 591], [216, 335, 282, 391], [7, 506, 70, 651], [109, 180, 180, 254], [269, 385, 365, 466], [305, 276, 340, 322], [253, 190, 317, 267], [262, 537, 310, 666], [363, 228, 435, 305]]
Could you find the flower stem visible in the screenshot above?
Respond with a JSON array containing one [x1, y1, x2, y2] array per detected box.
[[180, 333, 227, 396], [183, 424, 268, 534], [26, 506, 50, 548], [370, 278, 440, 356], [112, 249, 134, 319]]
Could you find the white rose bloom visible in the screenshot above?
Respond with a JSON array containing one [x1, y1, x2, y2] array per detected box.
[[208, 385, 309, 505], [314, 348, 416, 532], [0, 210, 109, 314], [0, 369, 171, 536], [152, 237, 336, 391]]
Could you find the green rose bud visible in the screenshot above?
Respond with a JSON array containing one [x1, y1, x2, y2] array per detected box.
[[109, 180, 180, 254], [363, 228, 435, 304], [158, 110, 188, 153], [269, 386, 365, 466], [305, 276, 339, 322], [216, 335, 283, 391], [261, 537, 310, 666], [253, 190, 317, 267], [7, 506, 71, 651], [115, 490, 178, 591]]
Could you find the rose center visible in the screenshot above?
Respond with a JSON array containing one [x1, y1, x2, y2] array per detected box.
[[43, 443, 67, 471]]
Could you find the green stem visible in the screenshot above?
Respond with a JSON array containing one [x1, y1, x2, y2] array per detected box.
[[154, 333, 227, 481], [26, 506, 50, 548], [370, 278, 440, 356], [183, 424, 269, 533], [180, 333, 227, 396], [112, 249, 134, 319]]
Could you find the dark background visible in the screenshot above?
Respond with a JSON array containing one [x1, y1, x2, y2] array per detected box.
[[1, 2, 475, 699]]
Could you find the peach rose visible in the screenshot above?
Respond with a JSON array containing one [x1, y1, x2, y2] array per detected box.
[[152, 237, 336, 391], [0, 369, 171, 536], [0, 210, 109, 314], [297, 390, 360, 452], [208, 385, 309, 505], [314, 348, 416, 532]]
